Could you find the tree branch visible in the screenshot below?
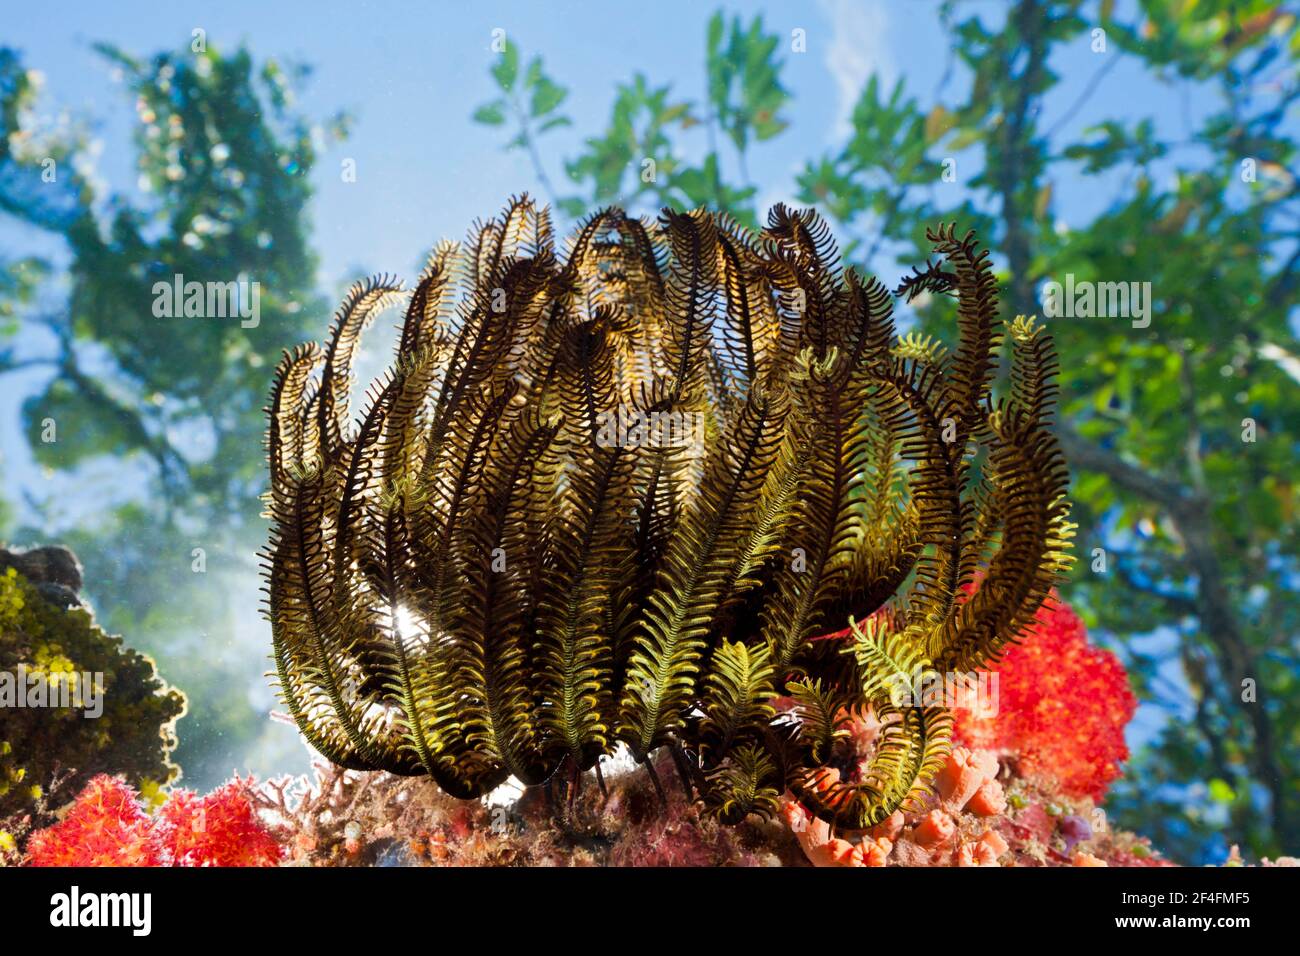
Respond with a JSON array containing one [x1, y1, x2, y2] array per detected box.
[[1057, 423, 1292, 845]]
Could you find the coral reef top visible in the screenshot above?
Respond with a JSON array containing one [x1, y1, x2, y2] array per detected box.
[[262, 196, 1073, 827]]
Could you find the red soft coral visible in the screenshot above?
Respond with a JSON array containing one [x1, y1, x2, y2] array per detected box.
[[158, 780, 282, 867], [954, 594, 1137, 800], [25, 775, 164, 867], [24, 776, 282, 867]]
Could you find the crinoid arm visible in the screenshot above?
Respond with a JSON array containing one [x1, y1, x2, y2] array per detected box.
[[262, 198, 1073, 824]]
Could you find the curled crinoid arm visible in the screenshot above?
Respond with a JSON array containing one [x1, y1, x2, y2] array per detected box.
[[262, 196, 1072, 824], [704, 743, 783, 824], [782, 616, 954, 829], [893, 258, 958, 302], [788, 700, 954, 830]]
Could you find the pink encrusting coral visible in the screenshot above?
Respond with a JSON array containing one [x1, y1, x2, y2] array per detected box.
[[783, 741, 1171, 867], [23, 774, 281, 867]]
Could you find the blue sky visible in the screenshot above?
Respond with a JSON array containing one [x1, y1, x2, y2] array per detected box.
[[0, 0, 1214, 521], [0, 0, 1259, 778], [3, 0, 1207, 283]]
